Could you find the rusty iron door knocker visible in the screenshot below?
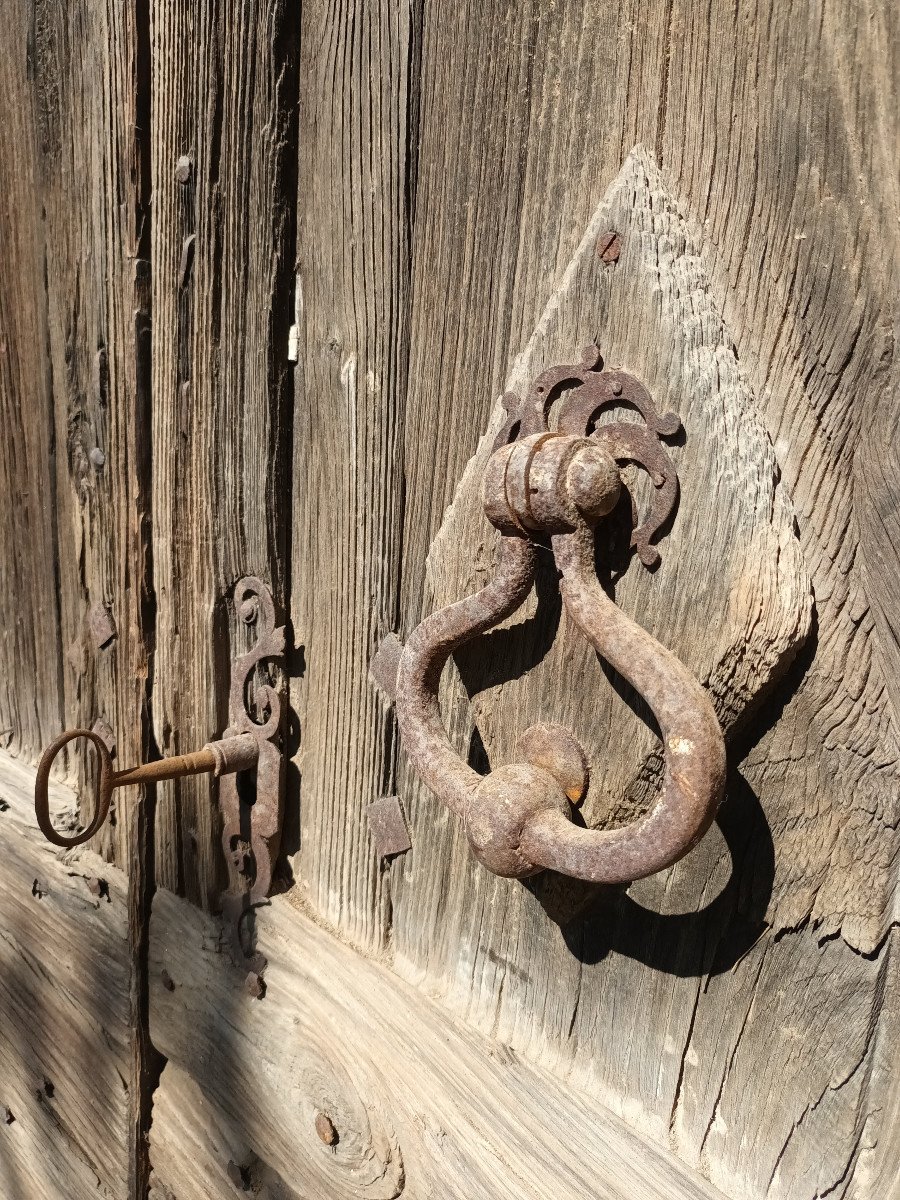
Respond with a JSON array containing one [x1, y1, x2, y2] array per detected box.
[[372, 347, 726, 883], [34, 576, 285, 945]]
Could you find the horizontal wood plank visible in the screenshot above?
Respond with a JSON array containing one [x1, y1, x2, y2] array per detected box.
[[0, 751, 129, 1199], [148, 884, 729, 1200]]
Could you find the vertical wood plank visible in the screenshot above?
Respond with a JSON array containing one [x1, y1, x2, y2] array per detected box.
[[0, 0, 64, 765], [24, 0, 154, 879], [150, 0, 299, 905], [399, 0, 674, 634], [374, 2, 900, 1197], [9, 2, 158, 1191], [290, 0, 417, 949]]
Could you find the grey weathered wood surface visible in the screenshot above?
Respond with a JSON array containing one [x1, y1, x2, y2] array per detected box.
[[0, 1, 897, 1198], [0, 3, 63, 766], [290, 0, 414, 952], [351, 6, 897, 1196], [147, 883, 730, 1200], [1, 5, 158, 1189], [32, 0, 153, 880], [150, 1, 298, 908], [0, 752, 129, 1200], [385, 147, 825, 1194]]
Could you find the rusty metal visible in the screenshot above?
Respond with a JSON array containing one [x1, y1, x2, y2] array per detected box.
[[373, 346, 726, 885], [34, 576, 285, 938], [218, 576, 286, 958], [515, 723, 588, 804], [597, 231, 621, 263], [368, 795, 412, 858], [34, 734, 244, 849], [87, 603, 117, 650], [315, 1112, 339, 1146], [244, 971, 266, 1000]]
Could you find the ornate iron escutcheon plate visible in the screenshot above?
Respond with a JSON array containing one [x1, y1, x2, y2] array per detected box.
[[490, 344, 682, 566], [371, 346, 726, 885], [219, 576, 286, 967]]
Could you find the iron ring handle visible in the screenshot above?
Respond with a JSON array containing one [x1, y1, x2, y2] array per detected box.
[[520, 525, 726, 883], [35, 729, 115, 848], [396, 534, 725, 882], [385, 350, 727, 884], [395, 536, 539, 821]]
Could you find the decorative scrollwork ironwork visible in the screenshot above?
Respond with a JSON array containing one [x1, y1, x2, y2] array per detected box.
[[219, 576, 286, 963]]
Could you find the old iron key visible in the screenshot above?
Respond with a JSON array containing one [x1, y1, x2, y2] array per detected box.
[[35, 576, 285, 954]]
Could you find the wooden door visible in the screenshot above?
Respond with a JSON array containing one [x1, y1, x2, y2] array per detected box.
[[0, 2, 898, 1198]]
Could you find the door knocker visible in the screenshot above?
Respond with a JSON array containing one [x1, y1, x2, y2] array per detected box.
[[372, 346, 726, 883]]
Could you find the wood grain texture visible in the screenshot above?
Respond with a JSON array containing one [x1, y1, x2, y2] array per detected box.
[[149, 1064, 304, 1200], [0, 2, 896, 1198], [148, 883, 729, 1200], [386, 147, 846, 1199], [17, 6, 159, 1187], [0, 2, 64, 766], [24, 0, 155, 878], [290, 0, 417, 949], [661, 0, 900, 962], [657, 5, 900, 1193], [0, 750, 129, 1199], [150, 0, 298, 905], [347, 4, 896, 1198], [416, 146, 811, 835]]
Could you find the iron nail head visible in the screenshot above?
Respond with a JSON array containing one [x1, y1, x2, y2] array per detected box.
[[597, 231, 621, 264]]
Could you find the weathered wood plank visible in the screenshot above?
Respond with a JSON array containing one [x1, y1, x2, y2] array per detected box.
[[0, 1, 64, 767], [148, 884, 729, 1200], [338, 4, 898, 1198], [149, 1064, 305, 1200], [386, 148, 828, 1198], [0, 4, 895, 1199], [654, 5, 900, 1194], [660, 0, 900, 960], [399, 0, 676, 629], [150, 1, 298, 905], [0, 750, 129, 1199], [19, 0, 155, 882], [290, 0, 417, 950], [23, 5, 159, 1188]]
